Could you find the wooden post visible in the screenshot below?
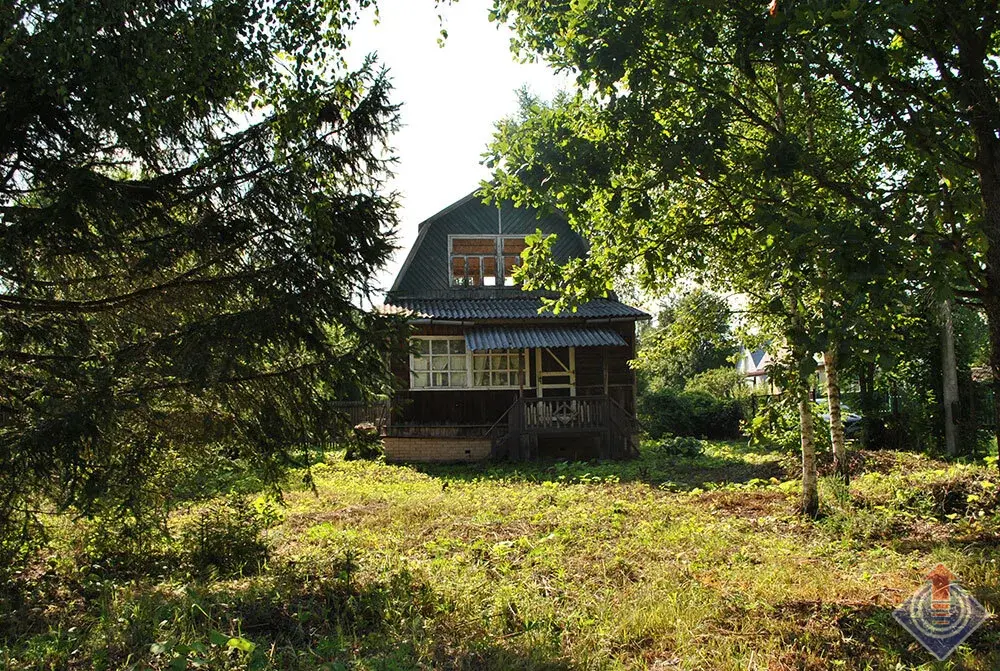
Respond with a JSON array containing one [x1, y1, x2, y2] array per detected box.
[[602, 346, 609, 398], [520, 347, 528, 397]]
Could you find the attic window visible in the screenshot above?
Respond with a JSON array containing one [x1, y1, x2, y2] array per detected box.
[[449, 236, 525, 287]]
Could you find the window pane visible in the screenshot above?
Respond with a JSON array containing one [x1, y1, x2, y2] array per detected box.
[[431, 340, 448, 355], [492, 372, 509, 387], [450, 339, 466, 354], [432, 356, 450, 370], [491, 354, 504, 368], [473, 355, 488, 370], [450, 355, 466, 371], [473, 372, 490, 386], [412, 355, 429, 371], [412, 372, 429, 388], [415, 339, 430, 355], [433, 372, 448, 386]]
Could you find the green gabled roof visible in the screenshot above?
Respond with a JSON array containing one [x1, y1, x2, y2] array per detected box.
[[387, 191, 589, 299]]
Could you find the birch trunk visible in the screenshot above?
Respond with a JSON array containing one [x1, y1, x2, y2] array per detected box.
[[823, 347, 848, 482], [799, 389, 819, 517]]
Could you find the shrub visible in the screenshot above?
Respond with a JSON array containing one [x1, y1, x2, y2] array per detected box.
[[180, 495, 280, 576], [638, 388, 743, 440], [684, 367, 748, 399], [344, 422, 383, 461], [81, 513, 176, 577], [654, 436, 706, 457], [746, 397, 831, 453]]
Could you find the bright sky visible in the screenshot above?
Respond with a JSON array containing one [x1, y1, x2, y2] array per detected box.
[[344, 0, 570, 294]]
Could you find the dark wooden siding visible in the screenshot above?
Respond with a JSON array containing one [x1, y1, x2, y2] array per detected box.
[[390, 321, 638, 426], [574, 322, 636, 413]]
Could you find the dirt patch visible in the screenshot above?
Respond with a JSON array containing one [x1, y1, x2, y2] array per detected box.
[[851, 449, 945, 475], [694, 489, 792, 519], [285, 501, 389, 531]]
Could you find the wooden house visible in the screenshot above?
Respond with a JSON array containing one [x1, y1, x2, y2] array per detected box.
[[380, 193, 649, 462]]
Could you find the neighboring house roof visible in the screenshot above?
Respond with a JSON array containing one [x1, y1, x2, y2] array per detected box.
[[379, 297, 648, 321], [972, 366, 994, 382], [465, 325, 627, 351], [388, 191, 589, 299], [751, 348, 767, 369]]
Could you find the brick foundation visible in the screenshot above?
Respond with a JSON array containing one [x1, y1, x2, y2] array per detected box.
[[383, 437, 491, 463]]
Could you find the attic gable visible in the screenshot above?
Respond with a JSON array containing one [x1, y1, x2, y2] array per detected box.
[[388, 192, 588, 299]]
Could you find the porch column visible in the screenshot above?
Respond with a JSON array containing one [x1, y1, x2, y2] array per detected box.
[[602, 346, 609, 397]]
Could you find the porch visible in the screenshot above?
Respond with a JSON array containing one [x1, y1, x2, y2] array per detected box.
[[384, 394, 640, 462]]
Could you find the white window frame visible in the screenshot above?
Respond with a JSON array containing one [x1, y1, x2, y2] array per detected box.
[[471, 348, 525, 388], [409, 336, 529, 391]]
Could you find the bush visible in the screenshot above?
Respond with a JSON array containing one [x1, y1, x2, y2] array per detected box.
[[684, 367, 748, 399], [653, 436, 706, 457], [81, 513, 175, 577], [344, 422, 383, 461], [180, 495, 280, 576], [638, 389, 743, 440], [746, 397, 831, 453]]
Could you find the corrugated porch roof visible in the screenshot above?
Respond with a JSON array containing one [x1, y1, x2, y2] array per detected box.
[[465, 325, 627, 351]]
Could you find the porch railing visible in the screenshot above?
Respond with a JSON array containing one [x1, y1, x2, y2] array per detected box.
[[521, 396, 611, 431]]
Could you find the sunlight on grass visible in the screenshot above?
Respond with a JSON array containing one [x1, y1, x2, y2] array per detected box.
[[6, 441, 999, 669]]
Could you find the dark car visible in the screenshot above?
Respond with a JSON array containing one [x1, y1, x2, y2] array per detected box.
[[816, 399, 863, 437]]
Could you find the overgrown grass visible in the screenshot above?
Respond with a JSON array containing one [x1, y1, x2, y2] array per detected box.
[[4, 442, 999, 669]]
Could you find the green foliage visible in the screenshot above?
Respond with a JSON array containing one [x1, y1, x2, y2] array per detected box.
[[747, 397, 831, 454], [0, 0, 406, 546], [344, 423, 384, 461], [684, 367, 748, 400], [81, 513, 175, 578], [490, 0, 1000, 466], [639, 388, 743, 440], [180, 495, 281, 577], [652, 436, 706, 458], [849, 299, 991, 455], [636, 289, 737, 390]]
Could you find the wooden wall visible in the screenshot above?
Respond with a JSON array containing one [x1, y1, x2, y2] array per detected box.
[[390, 320, 638, 426]]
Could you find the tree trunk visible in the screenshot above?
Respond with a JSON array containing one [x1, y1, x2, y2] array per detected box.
[[984, 293, 1000, 465], [823, 347, 848, 482], [974, 165, 1000, 468], [940, 298, 960, 457], [799, 389, 819, 517]]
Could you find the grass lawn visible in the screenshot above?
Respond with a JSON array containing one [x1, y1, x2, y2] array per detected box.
[[6, 441, 1000, 670]]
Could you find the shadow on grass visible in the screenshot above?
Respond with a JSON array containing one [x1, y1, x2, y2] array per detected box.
[[2, 555, 573, 671], [412, 440, 792, 492], [834, 601, 998, 668], [718, 597, 1000, 669]]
